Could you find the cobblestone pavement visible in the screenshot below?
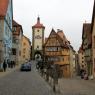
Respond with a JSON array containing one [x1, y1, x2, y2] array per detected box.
[[0, 61, 95, 95], [0, 65, 20, 78], [0, 62, 61, 95], [59, 77, 95, 95]]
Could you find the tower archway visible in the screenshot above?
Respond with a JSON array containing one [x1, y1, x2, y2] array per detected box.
[[34, 51, 42, 61]]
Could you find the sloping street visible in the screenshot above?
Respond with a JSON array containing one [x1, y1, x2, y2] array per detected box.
[[0, 62, 60, 95], [59, 77, 95, 95], [0, 61, 95, 95]]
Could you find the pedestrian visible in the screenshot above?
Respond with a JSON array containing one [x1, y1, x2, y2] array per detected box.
[[10, 61, 13, 68], [80, 65, 86, 79], [3, 60, 7, 72], [83, 71, 88, 80], [7, 59, 10, 68], [13, 61, 15, 68]]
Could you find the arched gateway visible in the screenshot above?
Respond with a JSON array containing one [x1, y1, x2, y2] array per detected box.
[[34, 51, 42, 61]]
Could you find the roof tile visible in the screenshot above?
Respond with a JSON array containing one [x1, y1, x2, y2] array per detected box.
[[0, 0, 9, 17], [32, 17, 45, 28]]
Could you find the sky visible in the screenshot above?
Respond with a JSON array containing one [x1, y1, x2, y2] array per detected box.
[[13, 0, 94, 51]]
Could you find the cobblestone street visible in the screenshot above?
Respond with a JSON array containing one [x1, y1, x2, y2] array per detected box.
[[0, 62, 95, 95], [0, 62, 60, 95], [59, 77, 95, 95]]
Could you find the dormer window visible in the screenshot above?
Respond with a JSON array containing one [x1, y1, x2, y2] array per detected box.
[[13, 27, 16, 32]]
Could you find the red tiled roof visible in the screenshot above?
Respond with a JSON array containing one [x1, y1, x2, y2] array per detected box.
[[78, 45, 84, 53], [82, 23, 92, 49], [57, 29, 64, 39], [57, 29, 70, 45], [32, 17, 45, 28], [82, 23, 91, 39], [0, 0, 9, 17]]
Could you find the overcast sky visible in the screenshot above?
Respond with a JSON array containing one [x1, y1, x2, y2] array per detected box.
[[13, 0, 94, 51]]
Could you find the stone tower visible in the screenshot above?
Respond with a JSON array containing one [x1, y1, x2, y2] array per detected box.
[[32, 17, 45, 60]]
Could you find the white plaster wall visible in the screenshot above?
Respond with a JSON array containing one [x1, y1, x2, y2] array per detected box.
[[34, 28, 43, 50]]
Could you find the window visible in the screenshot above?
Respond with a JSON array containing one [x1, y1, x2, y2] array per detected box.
[[23, 43, 26, 46], [13, 27, 16, 32], [0, 21, 2, 32], [37, 45, 39, 49], [23, 48, 26, 51], [12, 48, 16, 55], [94, 36, 95, 48], [19, 51, 21, 56], [57, 47, 60, 51], [23, 48, 26, 53], [23, 55, 25, 58], [37, 30, 39, 32], [5, 26, 8, 35], [12, 37, 18, 43], [63, 58, 64, 61]]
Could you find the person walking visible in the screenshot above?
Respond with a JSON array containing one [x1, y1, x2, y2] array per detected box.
[[3, 60, 7, 72], [80, 65, 86, 79]]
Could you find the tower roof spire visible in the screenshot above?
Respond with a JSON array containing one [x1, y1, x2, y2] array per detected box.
[[32, 16, 45, 29], [37, 16, 40, 24]]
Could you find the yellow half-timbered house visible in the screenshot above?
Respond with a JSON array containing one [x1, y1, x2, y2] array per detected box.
[[44, 29, 70, 78]]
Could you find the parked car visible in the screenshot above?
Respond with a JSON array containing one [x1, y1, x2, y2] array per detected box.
[[20, 63, 31, 71]]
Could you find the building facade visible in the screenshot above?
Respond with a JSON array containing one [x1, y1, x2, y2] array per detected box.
[[44, 29, 71, 78], [69, 45, 76, 77], [82, 23, 92, 78], [91, 1, 95, 78], [78, 46, 85, 70], [12, 20, 23, 65], [0, 0, 13, 69], [32, 17, 45, 60], [21, 35, 31, 64]]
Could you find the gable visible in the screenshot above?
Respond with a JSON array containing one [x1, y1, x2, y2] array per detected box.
[[82, 23, 91, 39], [44, 29, 63, 47], [46, 37, 61, 47]]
